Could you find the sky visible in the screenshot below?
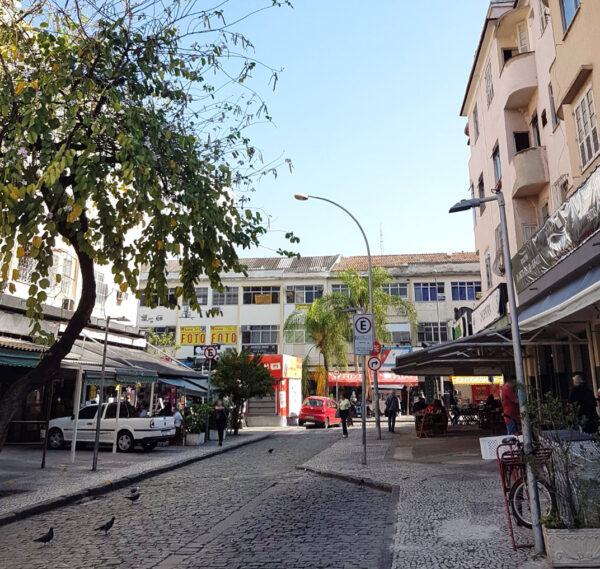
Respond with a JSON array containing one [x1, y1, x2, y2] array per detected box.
[[227, 1, 490, 259]]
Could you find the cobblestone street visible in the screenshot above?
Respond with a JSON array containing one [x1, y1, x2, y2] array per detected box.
[[0, 430, 391, 569]]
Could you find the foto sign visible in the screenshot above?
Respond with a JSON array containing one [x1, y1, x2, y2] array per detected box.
[[353, 314, 374, 355]]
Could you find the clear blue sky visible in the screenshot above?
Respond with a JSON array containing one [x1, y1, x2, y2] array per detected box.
[[232, 1, 489, 258]]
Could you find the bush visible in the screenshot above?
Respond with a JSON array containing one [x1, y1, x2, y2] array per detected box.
[[185, 403, 213, 434]]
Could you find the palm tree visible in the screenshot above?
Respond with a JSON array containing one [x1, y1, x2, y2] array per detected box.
[[284, 293, 350, 395]]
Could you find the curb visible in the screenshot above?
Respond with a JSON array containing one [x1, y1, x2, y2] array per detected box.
[[0, 434, 271, 528], [295, 465, 393, 493], [380, 485, 400, 569]]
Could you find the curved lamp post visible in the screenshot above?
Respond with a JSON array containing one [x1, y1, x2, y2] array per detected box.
[[449, 189, 544, 554], [294, 194, 380, 465]]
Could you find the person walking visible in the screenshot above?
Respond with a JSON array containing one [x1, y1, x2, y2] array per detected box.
[[214, 398, 229, 446], [338, 393, 351, 438], [501, 376, 521, 435], [385, 390, 400, 432], [568, 373, 599, 434], [172, 406, 183, 445]]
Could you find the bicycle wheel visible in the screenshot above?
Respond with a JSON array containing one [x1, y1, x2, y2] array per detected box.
[[508, 478, 554, 529]]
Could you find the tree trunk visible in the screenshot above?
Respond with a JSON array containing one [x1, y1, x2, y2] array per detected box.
[[0, 247, 96, 451], [231, 405, 241, 436]]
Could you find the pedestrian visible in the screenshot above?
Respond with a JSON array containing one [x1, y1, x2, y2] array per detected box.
[[568, 373, 599, 434], [385, 390, 400, 432], [501, 376, 521, 435], [214, 398, 228, 446], [172, 406, 183, 445], [338, 393, 351, 438]]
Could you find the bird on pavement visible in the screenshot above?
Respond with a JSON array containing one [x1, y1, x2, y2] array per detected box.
[[33, 527, 54, 545], [268, 448, 274, 454], [125, 493, 141, 504], [358, 479, 365, 488], [130, 486, 140, 494], [95, 517, 115, 535]]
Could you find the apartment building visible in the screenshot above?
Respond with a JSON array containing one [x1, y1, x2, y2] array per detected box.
[[456, 0, 600, 398], [136, 253, 481, 371]]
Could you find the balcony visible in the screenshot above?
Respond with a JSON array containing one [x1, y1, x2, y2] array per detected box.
[[511, 146, 549, 198], [500, 52, 537, 110]]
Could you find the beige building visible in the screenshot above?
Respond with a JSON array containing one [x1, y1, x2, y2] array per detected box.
[[453, 0, 600, 399]]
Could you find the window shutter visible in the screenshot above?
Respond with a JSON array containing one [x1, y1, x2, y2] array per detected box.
[[517, 22, 529, 53]]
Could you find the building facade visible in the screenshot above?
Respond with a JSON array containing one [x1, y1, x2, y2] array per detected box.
[[460, 0, 600, 398], [137, 253, 481, 374]]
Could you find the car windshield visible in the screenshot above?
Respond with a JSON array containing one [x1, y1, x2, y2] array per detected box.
[[303, 398, 323, 407]]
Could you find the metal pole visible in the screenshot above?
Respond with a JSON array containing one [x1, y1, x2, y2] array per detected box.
[[434, 271, 444, 401], [497, 191, 544, 554], [70, 368, 83, 463], [92, 316, 110, 471], [361, 356, 367, 465], [303, 195, 380, 451], [112, 385, 121, 453], [205, 357, 212, 442]]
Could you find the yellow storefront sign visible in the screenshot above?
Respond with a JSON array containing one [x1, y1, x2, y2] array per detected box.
[[210, 326, 237, 345], [451, 375, 503, 385], [180, 326, 206, 346]]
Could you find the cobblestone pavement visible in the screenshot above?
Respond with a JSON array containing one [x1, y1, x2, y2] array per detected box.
[[0, 429, 391, 569], [302, 423, 550, 569]]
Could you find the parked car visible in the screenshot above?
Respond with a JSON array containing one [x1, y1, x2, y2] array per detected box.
[[298, 396, 341, 428], [41, 402, 176, 452]]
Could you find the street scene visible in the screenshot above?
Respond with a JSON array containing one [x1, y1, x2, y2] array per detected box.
[[1, 0, 600, 568]]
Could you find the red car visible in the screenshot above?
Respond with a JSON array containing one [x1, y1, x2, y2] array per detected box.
[[298, 396, 342, 428]]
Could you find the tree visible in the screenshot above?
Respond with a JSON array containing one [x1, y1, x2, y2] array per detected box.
[[284, 293, 349, 395], [146, 328, 179, 359], [211, 350, 274, 435], [0, 0, 292, 448]]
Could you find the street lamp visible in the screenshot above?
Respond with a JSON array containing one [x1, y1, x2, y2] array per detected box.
[[294, 194, 380, 465], [449, 189, 544, 554]]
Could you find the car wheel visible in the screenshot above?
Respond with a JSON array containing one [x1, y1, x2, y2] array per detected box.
[[142, 441, 157, 451], [117, 430, 134, 452], [324, 418, 330, 429], [298, 420, 305, 426], [47, 428, 65, 450]]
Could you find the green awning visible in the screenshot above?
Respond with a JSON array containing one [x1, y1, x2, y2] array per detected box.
[[0, 350, 43, 368], [115, 367, 158, 384], [159, 378, 206, 396]]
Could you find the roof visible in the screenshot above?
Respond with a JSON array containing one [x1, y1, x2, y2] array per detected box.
[[333, 253, 479, 272], [0, 337, 47, 352], [239, 256, 340, 273]]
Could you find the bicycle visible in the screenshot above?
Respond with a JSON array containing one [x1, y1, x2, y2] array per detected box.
[[496, 436, 555, 549]]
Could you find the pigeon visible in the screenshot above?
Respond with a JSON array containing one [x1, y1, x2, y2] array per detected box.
[[130, 486, 140, 494], [95, 517, 115, 535], [125, 493, 141, 504], [358, 478, 365, 488], [268, 449, 274, 454], [34, 527, 54, 545]]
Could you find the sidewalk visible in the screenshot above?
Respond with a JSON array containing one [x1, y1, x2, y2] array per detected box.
[[0, 430, 270, 527], [299, 422, 550, 569]]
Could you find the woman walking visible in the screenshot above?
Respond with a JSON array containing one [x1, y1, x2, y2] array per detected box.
[[214, 398, 229, 446], [338, 393, 351, 438]]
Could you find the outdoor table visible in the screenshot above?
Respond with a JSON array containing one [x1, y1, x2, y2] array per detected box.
[[457, 407, 480, 425]]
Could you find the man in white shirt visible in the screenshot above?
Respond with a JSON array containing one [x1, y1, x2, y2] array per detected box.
[[173, 407, 183, 445]]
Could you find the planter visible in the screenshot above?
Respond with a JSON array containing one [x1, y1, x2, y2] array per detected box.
[[185, 433, 205, 446], [543, 526, 600, 567]]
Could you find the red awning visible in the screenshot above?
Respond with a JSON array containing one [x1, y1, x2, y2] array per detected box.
[[327, 371, 419, 388]]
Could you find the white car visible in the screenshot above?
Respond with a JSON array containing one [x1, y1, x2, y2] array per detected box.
[[42, 402, 176, 452]]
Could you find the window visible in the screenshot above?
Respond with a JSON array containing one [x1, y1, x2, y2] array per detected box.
[[331, 284, 349, 296], [473, 105, 480, 141], [212, 286, 239, 306], [285, 285, 324, 304], [484, 251, 493, 288], [388, 323, 411, 345], [284, 329, 306, 344], [413, 282, 445, 302], [78, 406, 98, 420], [485, 61, 494, 106], [241, 325, 278, 353], [514, 132, 530, 153], [469, 184, 477, 227], [418, 322, 448, 343], [517, 21, 530, 53], [522, 223, 538, 242], [451, 282, 482, 301], [494, 224, 505, 276], [478, 174, 486, 213], [105, 403, 130, 419], [549, 84, 559, 128], [381, 283, 408, 299], [16, 252, 35, 283], [492, 144, 501, 185], [574, 87, 600, 170], [539, 0, 550, 33], [502, 48, 518, 64], [531, 112, 541, 146], [242, 286, 280, 305], [95, 271, 108, 309], [195, 287, 208, 305], [560, 0, 580, 32]]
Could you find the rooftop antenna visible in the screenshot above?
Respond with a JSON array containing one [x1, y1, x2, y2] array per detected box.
[[379, 223, 384, 255]]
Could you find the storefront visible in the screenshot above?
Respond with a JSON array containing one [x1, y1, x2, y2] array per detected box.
[[450, 376, 503, 405]]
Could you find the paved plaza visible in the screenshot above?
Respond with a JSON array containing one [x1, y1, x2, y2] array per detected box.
[[0, 423, 551, 569]]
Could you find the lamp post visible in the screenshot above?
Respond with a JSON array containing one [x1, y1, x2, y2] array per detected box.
[[294, 194, 380, 466], [449, 189, 544, 554]]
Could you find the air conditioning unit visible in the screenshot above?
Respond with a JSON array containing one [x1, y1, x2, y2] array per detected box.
[[438, 294, 446, 301], [62, 298, 74, 311]]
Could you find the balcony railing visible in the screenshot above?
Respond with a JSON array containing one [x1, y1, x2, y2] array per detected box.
[[511, 146, 549, 198], [500, 51, 537, 110]]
